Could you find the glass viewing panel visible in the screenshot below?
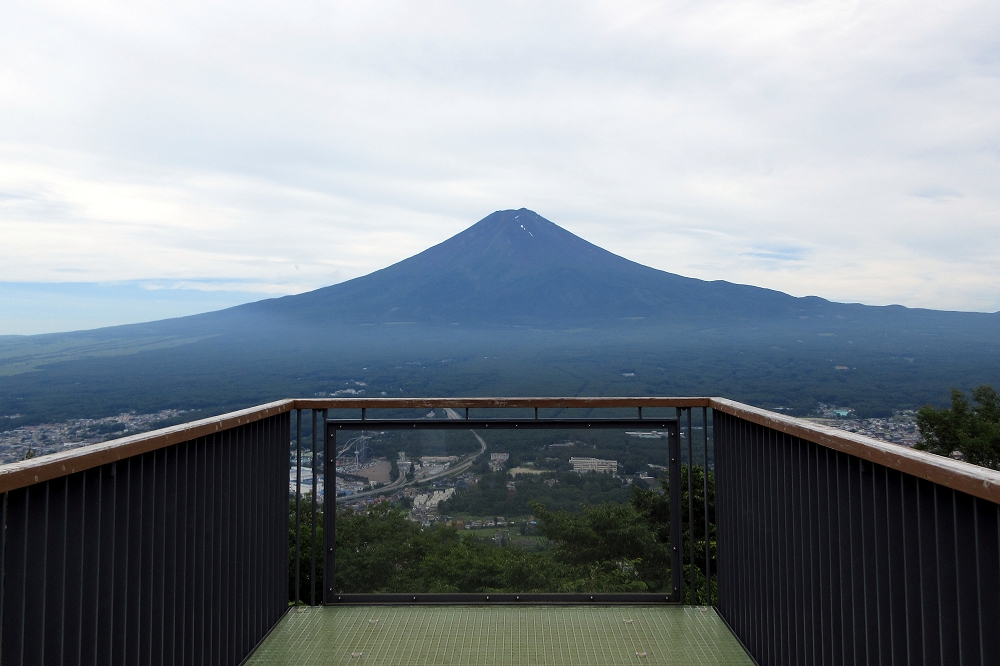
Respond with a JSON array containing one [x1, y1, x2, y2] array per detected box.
[[291, 411, 716, 602]]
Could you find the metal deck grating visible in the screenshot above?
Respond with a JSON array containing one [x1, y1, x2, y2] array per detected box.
[[247, 605, 754, 665]]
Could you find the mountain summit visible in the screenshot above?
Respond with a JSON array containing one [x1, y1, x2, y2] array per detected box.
[[241, 208, 805, 327]]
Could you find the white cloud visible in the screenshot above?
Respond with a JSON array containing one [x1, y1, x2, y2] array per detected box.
[[1, 0, 998, 332]]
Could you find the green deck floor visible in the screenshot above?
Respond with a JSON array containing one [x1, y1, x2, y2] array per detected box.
[[247, 605, 753, 666]]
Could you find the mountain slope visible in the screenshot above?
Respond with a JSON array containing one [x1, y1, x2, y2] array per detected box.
[[228, 209, 812, 326], [10, 208, 995, 339], [211, 208, 994, 333], [0, 208, 998, 424]]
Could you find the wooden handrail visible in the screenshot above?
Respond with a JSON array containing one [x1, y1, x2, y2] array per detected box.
[[709, 398, 1000, 504], [0, 399, 295, 493], [2, 396, 999, 504]]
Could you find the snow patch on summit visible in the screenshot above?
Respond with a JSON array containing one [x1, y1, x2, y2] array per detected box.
[[520, 224, 534, 237]]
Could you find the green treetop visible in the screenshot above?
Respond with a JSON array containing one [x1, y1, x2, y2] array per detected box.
[[917, 385, 1000, 470]]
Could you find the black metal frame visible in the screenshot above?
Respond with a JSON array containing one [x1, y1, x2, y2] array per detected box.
[[330, 593, 677, 604], [321, 414, 686, 605], [327, 418, 677, 431]]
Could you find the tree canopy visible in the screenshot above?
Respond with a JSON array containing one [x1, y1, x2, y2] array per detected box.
[[917, 385, 1000, 469], [314, 468, 715, 600]]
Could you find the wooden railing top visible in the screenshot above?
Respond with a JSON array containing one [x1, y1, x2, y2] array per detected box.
[[2, 396, 999, 504], [710, 398, 1000, 504], [0, 400, 294, 494]]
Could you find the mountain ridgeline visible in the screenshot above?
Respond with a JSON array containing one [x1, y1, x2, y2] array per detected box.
[[1, 209, 999, 424]]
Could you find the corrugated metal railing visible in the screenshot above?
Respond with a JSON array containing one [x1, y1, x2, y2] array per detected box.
[[714, 400, 1000, 666], [0, 406, 289, 665]]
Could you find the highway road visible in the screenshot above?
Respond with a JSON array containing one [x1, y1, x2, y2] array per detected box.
[[334, 409, 486, 504]]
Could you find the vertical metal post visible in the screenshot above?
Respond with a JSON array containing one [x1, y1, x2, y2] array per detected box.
[[0, 491, 6, 657], [324, 428, 337, 604], [670, 417, 683, 603], [687, 408, 696, 602], [320, 410, 328, 602], [294, 410, 302, 606], [703, 406, 711, 606], [310, 410, 318, 606]]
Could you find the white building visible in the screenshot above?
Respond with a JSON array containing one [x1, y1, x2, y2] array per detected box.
[[569, 457, 618, 474], [489, 452, 510, 472], [412, 487, 456, 510]]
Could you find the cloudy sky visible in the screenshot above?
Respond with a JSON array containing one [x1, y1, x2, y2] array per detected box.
[[2, 0, 998, 334]]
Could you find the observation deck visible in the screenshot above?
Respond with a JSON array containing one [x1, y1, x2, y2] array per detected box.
[[1, 396, 997, 665]]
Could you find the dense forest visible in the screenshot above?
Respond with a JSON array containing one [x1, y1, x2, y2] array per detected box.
[[439, 471, 635, 516], [4, 319, 999, 431], [356, 426, 684, 478], [291, 469, 715, 602]]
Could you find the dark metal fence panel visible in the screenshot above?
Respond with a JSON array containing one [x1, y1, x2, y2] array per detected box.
[[715, 410, 1000, 666], [0, 412, 290, 666]]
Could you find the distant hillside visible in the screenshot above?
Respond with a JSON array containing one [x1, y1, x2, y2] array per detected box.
[[1, 209, 998, 424]]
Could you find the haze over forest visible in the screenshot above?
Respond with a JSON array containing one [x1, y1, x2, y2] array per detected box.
[[1, 209, 998, 428]]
